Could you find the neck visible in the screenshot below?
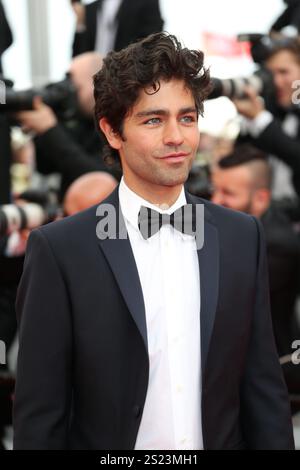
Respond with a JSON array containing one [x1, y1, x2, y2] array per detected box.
[[123, 177, 183, 208]]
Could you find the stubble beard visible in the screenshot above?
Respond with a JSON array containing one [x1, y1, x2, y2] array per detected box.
[[148, 155, 194, 187]]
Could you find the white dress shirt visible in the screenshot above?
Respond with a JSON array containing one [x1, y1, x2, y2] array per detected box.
[[95, 0, 122, 56], [119, 178, 203, 450]]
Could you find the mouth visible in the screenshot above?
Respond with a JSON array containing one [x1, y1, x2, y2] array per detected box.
[[160, 152, 190, 163]]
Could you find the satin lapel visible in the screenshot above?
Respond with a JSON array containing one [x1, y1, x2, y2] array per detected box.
[[185, 191, 220, 374], [96, 186, 148, 353]]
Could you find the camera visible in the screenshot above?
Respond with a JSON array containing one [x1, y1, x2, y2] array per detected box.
[[207, 33, 282, 102], [209, 67, 274, 101], [0, 189, 62, 238], [0, 75, 80, 121], [0, 74, 80, 204], [237, 33, 276, 65]]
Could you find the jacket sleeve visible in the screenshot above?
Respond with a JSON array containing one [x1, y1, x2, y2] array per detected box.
[[13, 228, 72, 449], [240, 217, 295, 449], [34, 124, 106, 183]]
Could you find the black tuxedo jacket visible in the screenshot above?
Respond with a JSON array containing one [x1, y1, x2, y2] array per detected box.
[[13, 187, 294, 449], [72, 0, 164, 57]]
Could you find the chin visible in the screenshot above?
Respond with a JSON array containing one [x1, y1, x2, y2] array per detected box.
[[162, 174, 188, 187]]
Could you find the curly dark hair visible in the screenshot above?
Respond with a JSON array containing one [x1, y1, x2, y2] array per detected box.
[[93, 32, 212, 166]]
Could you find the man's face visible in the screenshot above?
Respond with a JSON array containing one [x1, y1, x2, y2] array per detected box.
[[211, 166, 254, 213], [113, 79, 200, 193], [266, 50, 300, 108]]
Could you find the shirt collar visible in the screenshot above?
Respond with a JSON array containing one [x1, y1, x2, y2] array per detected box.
[[119, 177, 187, 232]]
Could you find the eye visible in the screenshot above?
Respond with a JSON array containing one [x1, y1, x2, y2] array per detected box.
[[180, 115, 196, 123], [144, 117, 161, 125]]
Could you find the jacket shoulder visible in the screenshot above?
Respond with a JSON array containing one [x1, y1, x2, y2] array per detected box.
[[34, 203, 100, 252], [189, 193, 257, 231]]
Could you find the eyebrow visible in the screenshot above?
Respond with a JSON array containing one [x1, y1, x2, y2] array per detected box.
[[134, 107, 198, 119]]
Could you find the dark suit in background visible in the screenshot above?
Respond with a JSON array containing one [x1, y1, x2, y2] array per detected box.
[[261, 203, 300, 397], [262, 205, 300, 355], [72, 0, 164, 57]]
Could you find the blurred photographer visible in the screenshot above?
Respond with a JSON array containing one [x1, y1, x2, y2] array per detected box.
[[16, 52, 116, 199], [234, 37, 300, 199]]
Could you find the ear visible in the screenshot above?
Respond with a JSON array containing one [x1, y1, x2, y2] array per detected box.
[[99, 117, 122, 150], [253, 189, 271, 217]]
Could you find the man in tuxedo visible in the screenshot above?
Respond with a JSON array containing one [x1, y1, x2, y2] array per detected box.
[[71, 0, 164, 57], [13, 33, 294, 450]]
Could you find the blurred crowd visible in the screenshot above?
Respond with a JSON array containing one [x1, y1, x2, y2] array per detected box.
[[1, 0, 300, 448]]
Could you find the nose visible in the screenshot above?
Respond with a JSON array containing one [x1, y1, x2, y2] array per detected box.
[[163, 120, 184, 147]]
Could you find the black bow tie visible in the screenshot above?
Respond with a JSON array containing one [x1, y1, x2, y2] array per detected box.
[[138, 204, 197, 240]]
